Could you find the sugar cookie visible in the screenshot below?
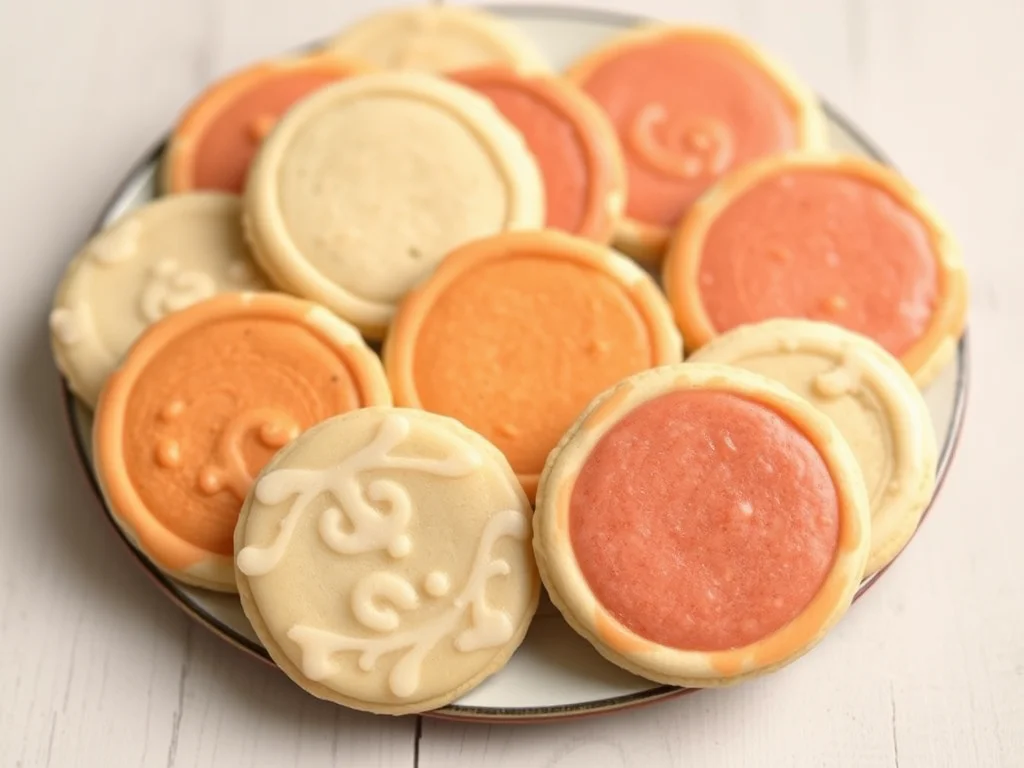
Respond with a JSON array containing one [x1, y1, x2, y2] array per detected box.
[[566, 25, 826, 261], [690, 319, 937, 576], [663, 154, 968, 386], [162, 52, 372, 194], [326, 5, 549, 73], [383, 230, 681, 500], [94, 293, 391, 592], [450, 66, 626, 243], [235, 406, 537, 714], [534, 363, 870, 687], [243, 71, 545, 337], [51, 193, 265, 406]]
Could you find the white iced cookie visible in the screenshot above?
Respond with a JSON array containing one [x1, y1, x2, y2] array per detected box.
[[234, 406, 538, 714], [326, 5, 550, 73], [243, 71, 545, 338], [50, 193, 265, 406], [690, 319, 938, 576]]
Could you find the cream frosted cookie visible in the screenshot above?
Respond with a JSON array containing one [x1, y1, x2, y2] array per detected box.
[[94, 293, 391, 592], [534, 363, 870, 687], [51, 193, 265, 406], [243, 71, 545, 337], [690, 319, 937, 576], [235, 406, 538, 714], [326, 5, 549, 73]]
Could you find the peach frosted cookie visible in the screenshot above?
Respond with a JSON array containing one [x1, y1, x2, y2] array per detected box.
[[163, 52, 371, 194], [451, 66, 626, 243], [534, 363, 870, 686], [566, 25, 825, 261], [663, 154, 968, 386], [326, 5, 548, 73], [383, 230, 681, 500], [51, 193, 265, 407], [93, 293, 391, 592], [235, 407, 537, 715], [243, 71, 544, 338], [691, 319, 937, 576]]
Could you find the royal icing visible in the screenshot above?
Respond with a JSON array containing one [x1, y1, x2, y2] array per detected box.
[[287, 508, 528, 698], [236, 414, 483, 575]]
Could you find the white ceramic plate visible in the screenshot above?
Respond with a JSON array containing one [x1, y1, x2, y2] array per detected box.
[[61, 4, 969, 722]]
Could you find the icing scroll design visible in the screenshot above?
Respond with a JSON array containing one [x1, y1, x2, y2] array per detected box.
[[287, 508, 529, 698], [236, 414, 483, 575], [627, 104, 734, 180], [139, 259, 217, 322]]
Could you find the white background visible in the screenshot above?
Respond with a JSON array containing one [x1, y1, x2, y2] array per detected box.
[[0, 0, 1020, 766]]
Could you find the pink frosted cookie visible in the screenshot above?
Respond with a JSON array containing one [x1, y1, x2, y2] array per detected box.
[[534, 363, 870, 686]]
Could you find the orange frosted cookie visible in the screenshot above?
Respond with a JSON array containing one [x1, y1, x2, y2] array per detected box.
[[566, 25, 825, 261], [384, 230, 681, 500], [94, 293, 391, 592], [163, 52, 371, 194], [450, 66, 626, 243], [534, 364, 870, 686], [664, 154, 968, 386]]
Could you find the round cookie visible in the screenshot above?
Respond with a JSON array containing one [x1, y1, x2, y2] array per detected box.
[[384, 230, 682, 500], [534, 363, 870, 687], [162, 52, 372, 194], [326, 5, 549, 73], [566, 25, 826, 262], [51, 193, 266, 407], [235, 406, 538, 715], [243, 71, 545, 338], [663, 153, 968, 386], [690, 319, 937, 577], [94, 292, 391, 592], [450, 66, 626, 243]]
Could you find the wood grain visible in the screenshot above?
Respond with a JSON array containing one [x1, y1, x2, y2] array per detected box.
[[0, 0, 1019, 766]]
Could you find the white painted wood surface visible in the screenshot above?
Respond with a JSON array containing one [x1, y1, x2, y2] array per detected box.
[[0, 0, 1019, 765]]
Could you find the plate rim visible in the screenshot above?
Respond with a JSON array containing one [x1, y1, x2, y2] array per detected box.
[[58, 2, 972, 723]]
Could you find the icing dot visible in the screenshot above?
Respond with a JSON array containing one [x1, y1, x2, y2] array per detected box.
[[155, 439, 181, 468], [821, 294, 848, 313], [159, 400, 185, 422], [49, 308, 80, 345], [198, 468, 223, 495], [814, 365, 861, 398], [424, 571, 451, 597], [388, 535, 412, 559], [737, 500, 753, 517]]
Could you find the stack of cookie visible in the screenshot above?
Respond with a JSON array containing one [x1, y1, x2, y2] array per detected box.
[[49, 4, 969, 715]]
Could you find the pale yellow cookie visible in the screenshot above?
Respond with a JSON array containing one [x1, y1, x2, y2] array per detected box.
[[51, 193, 265, 407], [243, 71, 545, 338], [690, 319, 937, 576], [235, 406, 538, 714], [326, 5, 549, 73], [534, 363, 870, 687]]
